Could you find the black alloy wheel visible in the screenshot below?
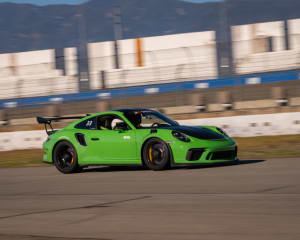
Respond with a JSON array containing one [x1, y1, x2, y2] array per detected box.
[[143, 138, 170, 170], [53, 141, 79, 174]]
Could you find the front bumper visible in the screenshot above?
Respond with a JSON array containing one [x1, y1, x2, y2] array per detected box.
[[186, 146, 237, 162], [170, 138, 238, 164]]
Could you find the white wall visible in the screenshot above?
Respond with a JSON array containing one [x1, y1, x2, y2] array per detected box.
[[232, 21, 285, 57], [0, 130, 47, 151], [65, 47, 78, 76], [0, 50, 56, 78], [0, 48, 78, 99], [234, 50, 300, 74], [2, 19, 300, 97], [254, 21, 285, 51], [143, 31, 216, 77], [0, 53, 13, 77], [289, 18, 300, 50], [1, 112, 300, 151], [232, 20, 299, 74], [88, 41, 115, 89], [88, 31, 217, 89], [179, 112, 300, 137], [15, 49, 55, 76], [143, 31, 214, 50]]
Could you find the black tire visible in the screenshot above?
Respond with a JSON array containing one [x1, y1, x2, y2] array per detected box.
[[53, 141, 79, 174], [142, 138, 170, 171]]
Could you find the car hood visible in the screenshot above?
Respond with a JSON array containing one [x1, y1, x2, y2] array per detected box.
[[161, 125, 225, 140]]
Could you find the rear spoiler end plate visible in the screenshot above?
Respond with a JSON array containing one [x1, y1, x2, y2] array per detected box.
[[36, 116, 85, 135]]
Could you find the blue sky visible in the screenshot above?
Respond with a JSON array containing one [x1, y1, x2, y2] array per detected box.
[[0, 0, 222, 6]]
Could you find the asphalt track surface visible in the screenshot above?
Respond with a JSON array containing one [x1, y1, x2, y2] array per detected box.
[[0, 158, 299, 240]]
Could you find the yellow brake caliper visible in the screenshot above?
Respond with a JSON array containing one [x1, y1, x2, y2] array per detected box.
[[149, 147, 153, 162], [70, 152, 74, 164]]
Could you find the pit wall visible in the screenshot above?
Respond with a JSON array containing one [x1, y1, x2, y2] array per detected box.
[[0, 112, 300, 151]]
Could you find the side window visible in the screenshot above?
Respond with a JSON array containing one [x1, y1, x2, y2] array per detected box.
[[75, 117, 97, 130], [97, 114, 130, 130]]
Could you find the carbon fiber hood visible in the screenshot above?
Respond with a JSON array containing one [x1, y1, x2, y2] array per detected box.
[[162, 125, 225, 140]]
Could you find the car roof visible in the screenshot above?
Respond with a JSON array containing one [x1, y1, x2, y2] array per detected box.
[[112, 108, 154, 113]]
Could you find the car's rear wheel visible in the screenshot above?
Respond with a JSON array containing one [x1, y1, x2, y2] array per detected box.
[[143, 138, 170, 171], [53, 141, 79, 174]]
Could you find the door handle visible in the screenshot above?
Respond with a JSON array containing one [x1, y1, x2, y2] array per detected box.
[[91, 138, 100, 141]]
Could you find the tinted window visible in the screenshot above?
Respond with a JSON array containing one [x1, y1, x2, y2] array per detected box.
[[75, 117, 97, 130], [124, 110, 178, 129], [97, 114, 130, 130]]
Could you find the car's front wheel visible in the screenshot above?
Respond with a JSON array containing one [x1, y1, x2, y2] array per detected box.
[[142, 138, 170, 171], [53, 141, 79, 174]]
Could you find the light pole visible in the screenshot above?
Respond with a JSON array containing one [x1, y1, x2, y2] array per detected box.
[[113, 4, 123, 69], [218, 0, 234, 77], [77, 2, 90, 92]]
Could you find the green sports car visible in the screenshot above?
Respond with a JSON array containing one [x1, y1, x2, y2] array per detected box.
[[37, 108, 238, 174]]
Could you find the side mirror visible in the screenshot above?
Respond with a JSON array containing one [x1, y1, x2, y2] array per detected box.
[[114, 122, 129, 131]]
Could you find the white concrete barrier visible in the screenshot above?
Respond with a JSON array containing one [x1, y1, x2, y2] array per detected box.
[[231, 20, 300, 74], [179, 112, 300, 137], [0, 48, 78, 99], [2, 19, 300, 98], [232, 21, 285, 58], [0, 53, 13, 77], [0, 112, 300, 151], [289, 18, 300, 50], [0, 130, 47, 151], [88, 31, 217, 89]]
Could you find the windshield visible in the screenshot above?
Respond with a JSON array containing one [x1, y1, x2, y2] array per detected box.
[[124, 110, 178, 129]]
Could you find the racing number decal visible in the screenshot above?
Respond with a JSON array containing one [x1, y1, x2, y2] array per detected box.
[[86, 120, 93, 127]]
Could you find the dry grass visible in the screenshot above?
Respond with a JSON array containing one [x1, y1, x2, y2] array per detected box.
[[234, 134, 300, 159], [0, 149, 46, 168], [0, 135, 299, 168]]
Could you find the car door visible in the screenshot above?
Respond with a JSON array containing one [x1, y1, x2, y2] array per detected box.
[[86, 114, 138, 164]]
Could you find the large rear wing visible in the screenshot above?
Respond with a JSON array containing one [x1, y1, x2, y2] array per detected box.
[[36, 116, 85, 135]]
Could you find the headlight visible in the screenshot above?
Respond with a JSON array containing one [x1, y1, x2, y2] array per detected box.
[[217, 127, 228, 137], [172, 131, 190, 142]]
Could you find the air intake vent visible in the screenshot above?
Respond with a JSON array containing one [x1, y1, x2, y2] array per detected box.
[[211, 150, 235, 160], [186, 149, 205, 161], [75, 133, 87, 146]]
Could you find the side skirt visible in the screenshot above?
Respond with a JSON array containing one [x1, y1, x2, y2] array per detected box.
[[79, 163, 144, 168], [42, 161, 53, 165]]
